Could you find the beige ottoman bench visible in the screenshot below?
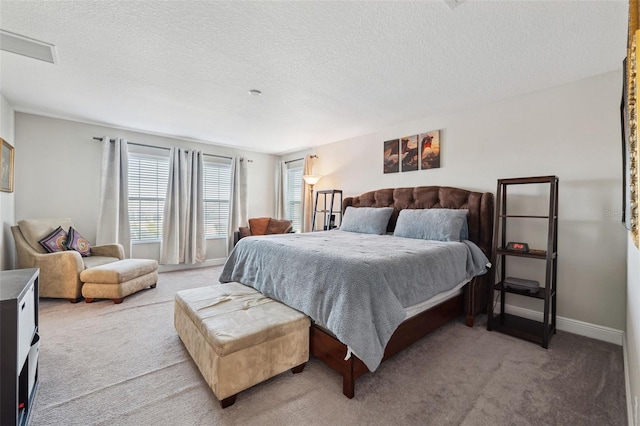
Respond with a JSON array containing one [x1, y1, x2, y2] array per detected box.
[[80, 259, 158, 304], [174, 282, 310, 408]]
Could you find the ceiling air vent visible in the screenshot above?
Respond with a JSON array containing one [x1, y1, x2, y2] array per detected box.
[[444, 0, 466, 10], [0, 29, 57, 64]]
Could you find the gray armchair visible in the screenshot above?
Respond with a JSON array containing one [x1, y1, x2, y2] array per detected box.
[[12, 218, 124, 302]]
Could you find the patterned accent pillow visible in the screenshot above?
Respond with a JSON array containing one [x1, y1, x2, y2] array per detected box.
[[248, 217, 271, 236], [67, 227, 91, 257], [38, 226, 68, 253]]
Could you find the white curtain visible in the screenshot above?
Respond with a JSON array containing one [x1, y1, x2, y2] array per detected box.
[[227, 157, 248, 254], [301, 154, 314, 233], [96, 137, 131, 258], [160, 147, 206, 264], [275, 160, 287, 219]]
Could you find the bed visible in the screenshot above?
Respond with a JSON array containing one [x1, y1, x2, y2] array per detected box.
[[220, 185, 494, 398]]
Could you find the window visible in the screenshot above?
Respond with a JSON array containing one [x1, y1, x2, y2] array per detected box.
[[128, 154, 169, 241], [128, 152, 231, 242], [286, 166, 303, 232], [203, 161, 231, 238]]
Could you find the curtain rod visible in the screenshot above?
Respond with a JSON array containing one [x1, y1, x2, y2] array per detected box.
[[92, 137, 251, 161], [284, 154, 317, 164]]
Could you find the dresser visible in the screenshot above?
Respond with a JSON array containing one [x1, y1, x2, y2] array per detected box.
[[0, 268, 40, 426]]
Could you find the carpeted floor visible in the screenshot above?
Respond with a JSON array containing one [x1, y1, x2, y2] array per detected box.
[[29, 266, 626, 426]]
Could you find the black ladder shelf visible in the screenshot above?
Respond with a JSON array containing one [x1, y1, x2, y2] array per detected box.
[[312, 189, 343, 231], [487, 175, 559, 348]]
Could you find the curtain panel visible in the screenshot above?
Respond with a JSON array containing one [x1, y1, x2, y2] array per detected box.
[[275, 160, 287, 220], [96, 137, 131, 258], [301, 155, 314, 233], [227, 157, 248, 254], [161, 147, 206, 264]]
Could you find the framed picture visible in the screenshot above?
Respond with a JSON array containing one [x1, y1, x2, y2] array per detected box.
[[401, 135, 418, 172], [627, 25, 640, 248], [0, 138, 14, 193], [383, 139, 399, 173], [622, 57, 631, 230], [419, 130, 441, 170]]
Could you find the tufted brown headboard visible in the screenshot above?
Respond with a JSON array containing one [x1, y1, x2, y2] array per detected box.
[[342, 186, 494, 258], [343, 186, 495, 317]]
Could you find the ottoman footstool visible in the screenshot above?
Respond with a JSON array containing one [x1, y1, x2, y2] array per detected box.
[[80, 259, 158, 304], [174, 282, 310, 408]]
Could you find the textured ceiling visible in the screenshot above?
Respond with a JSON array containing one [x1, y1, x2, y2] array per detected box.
[[0, 1, 628, 154]]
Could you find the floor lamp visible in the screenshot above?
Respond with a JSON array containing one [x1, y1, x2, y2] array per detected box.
[[302, 174, 322, 231]]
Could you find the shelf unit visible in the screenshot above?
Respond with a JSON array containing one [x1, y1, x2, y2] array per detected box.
[[312, 189, 343, 231], [487, 176, 558, 348], [0, 268, 40, 426]]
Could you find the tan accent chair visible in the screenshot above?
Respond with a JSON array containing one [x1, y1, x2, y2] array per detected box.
[[12, 218, 124, 302]]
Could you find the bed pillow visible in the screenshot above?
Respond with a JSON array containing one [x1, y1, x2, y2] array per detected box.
[[248, 217, 271, 236], [340, 207, 393, 235], [393, 209, 469, 242], [67, 227, 91, 257], [460, 217, 469, 240], [38, 226, 68, 253]]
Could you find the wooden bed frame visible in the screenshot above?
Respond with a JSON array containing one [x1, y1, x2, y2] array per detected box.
[[309, 186, 494, 398]]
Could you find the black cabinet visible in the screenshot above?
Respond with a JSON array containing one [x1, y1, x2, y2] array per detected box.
[[0, 268, 40, 426], [487, 176, 558, 348], [312, 189, 343, 231]]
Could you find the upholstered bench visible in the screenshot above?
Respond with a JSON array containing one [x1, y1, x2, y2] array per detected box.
[[80, 259, 159, 304], [174, 282, 310, 408]]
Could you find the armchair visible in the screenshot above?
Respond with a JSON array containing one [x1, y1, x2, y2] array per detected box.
[[12, 218, 124, 302], [233, 217, 293, 246]]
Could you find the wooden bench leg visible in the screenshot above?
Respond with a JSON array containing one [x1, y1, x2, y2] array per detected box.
[[220, 394, 237, 408], [84, 298, 94, 303], [112, 298, 124, 304], [291, 362, 306, 374], [70, 297, 81, 303]]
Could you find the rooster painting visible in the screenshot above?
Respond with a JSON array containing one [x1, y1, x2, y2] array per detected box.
[[420, 130, 440, 170], [383, 139, 399, 173], [401, 135, 418, 172]]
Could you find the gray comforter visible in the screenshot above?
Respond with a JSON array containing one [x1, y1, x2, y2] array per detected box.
[[219, 230, 489, 371]]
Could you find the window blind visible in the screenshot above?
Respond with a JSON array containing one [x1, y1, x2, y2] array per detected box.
[[128, 154, 169, 241], [203, 161, 231, 238], [286, 166, 303, 232]]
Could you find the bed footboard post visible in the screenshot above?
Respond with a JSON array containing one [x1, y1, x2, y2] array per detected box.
[[343, 358, 355, 399], [465, 314, 474, 327]]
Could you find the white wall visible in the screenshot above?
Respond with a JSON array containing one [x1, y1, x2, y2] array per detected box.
[[290, 71, 626, 331], [13, 113, 276, 266], [628, 238, 640, 425], [0, 95, 15, 270]]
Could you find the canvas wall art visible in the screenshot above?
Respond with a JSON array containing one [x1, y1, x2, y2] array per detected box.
[[0, 138, 14, 193], [383, 139, 399, 173], [383, 129, 441, 174], [419, 130, 440, 170], [401, 135, 418, 172]]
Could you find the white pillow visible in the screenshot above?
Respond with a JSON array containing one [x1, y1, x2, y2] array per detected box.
[[393, 209, 468, 242], [340, 207, 394, 235]]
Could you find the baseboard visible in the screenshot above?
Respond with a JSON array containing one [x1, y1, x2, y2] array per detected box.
[[496, 303, 624, 346], [624, 334, 636, 426], [158, 258, 226, 273]]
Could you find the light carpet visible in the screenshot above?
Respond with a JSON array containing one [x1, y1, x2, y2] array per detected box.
[[29, 266, 626, 425]]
